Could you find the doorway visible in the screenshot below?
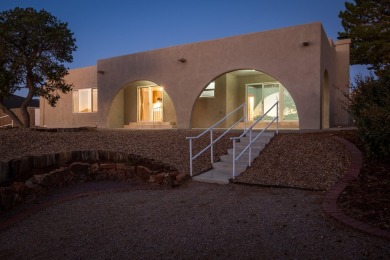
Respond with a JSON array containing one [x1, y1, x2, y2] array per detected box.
[[137, 86, 163, 122], [246, 83, 279, 121]]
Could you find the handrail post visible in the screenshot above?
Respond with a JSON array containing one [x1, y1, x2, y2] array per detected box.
[[210, 129, 214, 164], [249, 128, 252, 167], [276, 102, 279, 135], [232, 140, 236, 179], [189, 139, 193, 176], [244, 103, 247, 132]]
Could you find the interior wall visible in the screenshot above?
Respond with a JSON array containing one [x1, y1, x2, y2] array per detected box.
[[191, 76, 227, 128], [225, 73, 240, 126], [108, 89, 124, 128], [163, 91, 176, 123]]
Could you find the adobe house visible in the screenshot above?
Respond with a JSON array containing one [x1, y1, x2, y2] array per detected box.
[[40, 22, 351, 130]]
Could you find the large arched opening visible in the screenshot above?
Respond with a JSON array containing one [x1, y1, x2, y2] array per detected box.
[[107, 80, 176, 128], [190, 69, 299, 129]]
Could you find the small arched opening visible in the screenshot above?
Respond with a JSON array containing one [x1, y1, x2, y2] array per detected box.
[[107, 80, 176, 128]]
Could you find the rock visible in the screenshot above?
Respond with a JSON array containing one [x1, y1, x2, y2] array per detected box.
[[24, 193, 37, 203], [115, 170, 127, 180], [149, 173, 165, 184], [125, 165, 135, 179], [90, 163, 100, 175], [115, 163, 127, 170], [0, 187, 17, 210], [10, 181, 28, 195], [99, 163, 116, 170], [70, 162, 90, 176], [31, 173, 51, 186], [169, 171, 180, 178], [176, 173, 188, 182], [25, 179, 44, 195], [137, 166, 152, 180]]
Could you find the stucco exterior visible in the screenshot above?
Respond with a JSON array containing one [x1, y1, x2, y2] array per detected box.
[[40, 22, 351, 130]]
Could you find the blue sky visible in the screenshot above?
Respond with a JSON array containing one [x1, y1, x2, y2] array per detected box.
[[1, 0, 367, 81]]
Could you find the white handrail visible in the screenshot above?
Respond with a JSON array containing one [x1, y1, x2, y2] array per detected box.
[[152, 106, 163, 127], [231, 101, 279, 178], [186, 103, 247, 176], [0, 115, 13, 128]]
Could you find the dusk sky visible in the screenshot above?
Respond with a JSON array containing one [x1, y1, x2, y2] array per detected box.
[[1, 0, 367, 80]]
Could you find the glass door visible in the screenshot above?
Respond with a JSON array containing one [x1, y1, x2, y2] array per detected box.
[[246, 84, 263, 121], [137, 86, 163, 122]]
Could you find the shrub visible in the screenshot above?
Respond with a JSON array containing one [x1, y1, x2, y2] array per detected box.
[[345, 75, 390, 159]]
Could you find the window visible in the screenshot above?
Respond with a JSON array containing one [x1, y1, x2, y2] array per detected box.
[[73, 88, 98, 113], [200, 82, 215, 98]]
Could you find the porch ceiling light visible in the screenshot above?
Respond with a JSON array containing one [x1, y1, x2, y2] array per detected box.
[[302, 41, 310, 47], [178, 58, 187, 62]]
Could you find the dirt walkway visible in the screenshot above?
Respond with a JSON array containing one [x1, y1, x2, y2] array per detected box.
[[0, 181, 389, 259]]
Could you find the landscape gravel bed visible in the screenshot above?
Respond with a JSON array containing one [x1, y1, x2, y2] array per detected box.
[[0, 129, 350, 190], [0, 128, 236, 177], [0, 182, 389, 259], [235, 133, 351, 190]]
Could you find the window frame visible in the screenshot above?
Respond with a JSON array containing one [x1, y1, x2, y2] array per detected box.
[[72, 88, 98, 113]]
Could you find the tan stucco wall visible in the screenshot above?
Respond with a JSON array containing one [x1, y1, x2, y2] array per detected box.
[[41, 22, 350, 130], [40, 66, 98, 127], [97, 22, 331, 129]]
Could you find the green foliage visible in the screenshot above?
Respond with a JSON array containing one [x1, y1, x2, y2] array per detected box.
[[345, 75, 390, 159], [339, 0, 390, 76], [0, 7, 76, 127]]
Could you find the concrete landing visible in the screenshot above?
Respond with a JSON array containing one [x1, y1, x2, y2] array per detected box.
[[192, 131, 275, 185]]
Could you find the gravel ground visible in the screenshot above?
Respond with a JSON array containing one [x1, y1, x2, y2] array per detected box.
[[236, 133, 351, 190], [0, 128, 236, 176], [0, 181, 389, 259], [0, 129, 349, 191]]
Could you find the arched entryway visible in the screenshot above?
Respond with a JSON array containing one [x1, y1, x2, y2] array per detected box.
[[107, 80, 177, 128], [190, 69, 299, 129], [322, 70, 330, 129]]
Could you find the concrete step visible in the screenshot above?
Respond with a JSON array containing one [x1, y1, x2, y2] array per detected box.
[[220, 153, 257, 164], [124, 122, 176, 129], [212, 161, 248, 174], [192, 169, 231, 185], [192, 131, 275, 185]]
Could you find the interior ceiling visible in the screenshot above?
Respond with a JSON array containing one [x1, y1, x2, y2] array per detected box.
[[229, 70, 264, 77]]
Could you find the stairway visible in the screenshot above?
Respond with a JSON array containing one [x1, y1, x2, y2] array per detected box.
[[193, 131, 275, 184], [124, 122, 176, 129]]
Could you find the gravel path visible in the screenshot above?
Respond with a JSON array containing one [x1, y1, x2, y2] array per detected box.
[[0, 181, 389, 259]]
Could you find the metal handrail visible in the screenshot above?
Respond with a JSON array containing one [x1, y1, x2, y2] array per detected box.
[[186, 103, 247, 176], [231, 101, 279, 178], [152, 106, 163, 127], [0, 115, 13, 128]]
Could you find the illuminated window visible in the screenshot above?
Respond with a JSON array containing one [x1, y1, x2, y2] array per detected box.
[[73, 88, 98, 113], [200, 82, 215, 98]]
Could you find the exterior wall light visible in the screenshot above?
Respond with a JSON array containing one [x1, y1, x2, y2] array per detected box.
[[97, 70, 105, 74], [178, 58, 187, 62], [302, 41, 310, 47]]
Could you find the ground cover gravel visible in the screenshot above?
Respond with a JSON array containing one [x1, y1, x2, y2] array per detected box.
[[0, 128, 389, 259], [0, 182, 389, 259], [0, 128, 235, 177]]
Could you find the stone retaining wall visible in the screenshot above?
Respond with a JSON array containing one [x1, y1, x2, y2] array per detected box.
[[0, 150, 188, 211], [0, 150, 178, 185]]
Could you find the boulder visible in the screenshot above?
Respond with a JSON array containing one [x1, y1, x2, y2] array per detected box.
[[136, 166, 152, 180], [10, 181, 28, 195]]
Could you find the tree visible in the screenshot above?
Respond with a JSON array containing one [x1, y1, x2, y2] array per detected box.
[[338, 0, 390, 76], [345, 74, 390, 158], [0, 7, 76, 128]]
